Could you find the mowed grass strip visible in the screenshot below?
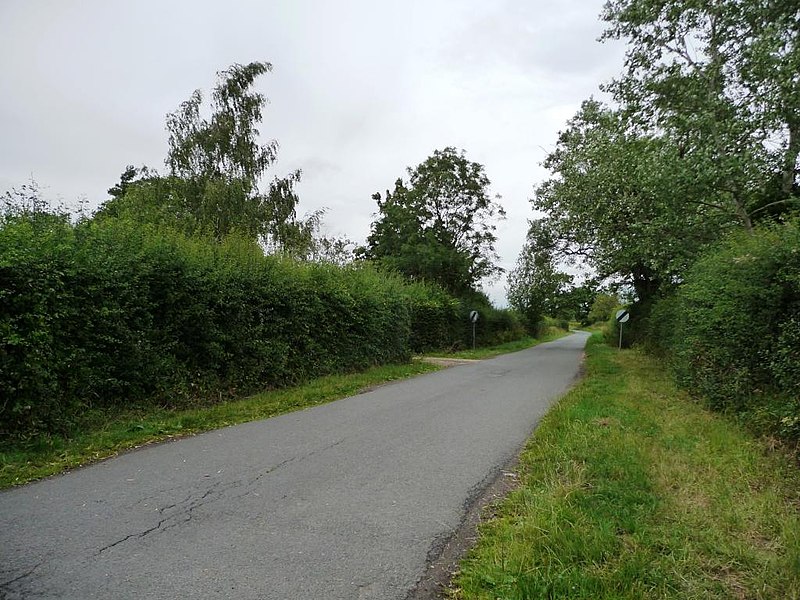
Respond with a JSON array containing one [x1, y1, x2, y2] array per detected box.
[[453, 335, 800, 600], [0, 361, 440, 490], [2, 331, 564, 490], [427, 328, 570, 361]]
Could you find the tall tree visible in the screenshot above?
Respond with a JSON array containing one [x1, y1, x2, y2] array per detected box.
[[602, 0, 800, 227], [531, 1, 800, 302], [507, 219, 572, 329], [98, 62, 308, 249], [164, 61, 304, 244], [362, 148, 505, 296], [166, 62, 275, 183], [533, 99, 735, 301]]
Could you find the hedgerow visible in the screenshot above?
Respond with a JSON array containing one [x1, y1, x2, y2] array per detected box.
[[645, 220, 800, 442], [0, 214, 523, 437]]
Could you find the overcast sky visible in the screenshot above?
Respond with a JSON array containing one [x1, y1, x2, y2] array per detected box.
[[0, 0, 626, 305]]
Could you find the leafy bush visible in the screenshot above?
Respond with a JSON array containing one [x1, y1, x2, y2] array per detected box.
[[670, 222, 799, 410], [460, 291, 526, 349], [587, 293, 618, 324], [644, 221, 800, 441], [403, 281, 463, 352], [770, 316, 800, 390], [0, 213, 75, 433], [0, 217, 412, 436], [641, 293, 681, 355], [0, 214, 525, 438], [403, 285, 525, 352]]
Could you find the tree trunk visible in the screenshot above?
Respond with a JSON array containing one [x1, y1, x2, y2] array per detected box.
[[732, 194, 754, 235], [631, 263, 661, 305], [782, 118, 800, 197]]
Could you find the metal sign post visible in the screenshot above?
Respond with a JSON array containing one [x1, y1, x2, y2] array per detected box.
[[615, 309, 630, 350], [469, 310, 479, 350]]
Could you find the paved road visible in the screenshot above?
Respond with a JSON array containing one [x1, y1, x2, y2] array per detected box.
[[0, 332, 589, 600]]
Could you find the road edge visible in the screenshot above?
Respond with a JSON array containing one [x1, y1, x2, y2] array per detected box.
[[406, 341, 590, 599]]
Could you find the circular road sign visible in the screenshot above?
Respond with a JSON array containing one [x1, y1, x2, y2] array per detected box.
[[616, 309, 630, 324], [470, 310, 479, 323]]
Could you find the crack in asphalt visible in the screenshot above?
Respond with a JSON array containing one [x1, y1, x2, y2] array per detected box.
[[94, 437, 347, 555], [127, 482, 193, 511], [95, 482, 225, 555], [0, 562, 43, 593]]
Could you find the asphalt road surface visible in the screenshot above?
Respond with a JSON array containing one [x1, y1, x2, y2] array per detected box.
[[0, 332, 589, 600]]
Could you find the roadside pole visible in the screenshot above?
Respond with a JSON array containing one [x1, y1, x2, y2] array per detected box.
[[469, 310, 479, 350], [615, 309, 630, 350]]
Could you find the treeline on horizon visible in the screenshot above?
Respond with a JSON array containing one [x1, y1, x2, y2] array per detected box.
[[0, 63, 529, 438]]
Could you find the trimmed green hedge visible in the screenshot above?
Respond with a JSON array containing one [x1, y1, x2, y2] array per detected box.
[[404, 282, 462, 352], [644, 220, 800, 441], [403, 284, 525, 352], [0, 215, 523, 437], [672, 222, 798, 408]]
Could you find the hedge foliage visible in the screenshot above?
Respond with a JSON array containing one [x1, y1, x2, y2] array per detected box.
[[0, 214, 523, 437], [645, 220, 800, 441], [402, 284, 524, 353]]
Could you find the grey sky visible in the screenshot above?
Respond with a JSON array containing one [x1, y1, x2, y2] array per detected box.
[[0, 0, 625, 304]]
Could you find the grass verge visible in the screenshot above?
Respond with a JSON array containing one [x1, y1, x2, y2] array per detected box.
[[453, 334, 800, 599], [0, 361, 440, 490], [426, 328, 570, 361]]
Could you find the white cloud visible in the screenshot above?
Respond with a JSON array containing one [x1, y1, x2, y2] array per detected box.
[[0, 0, 626, 305]]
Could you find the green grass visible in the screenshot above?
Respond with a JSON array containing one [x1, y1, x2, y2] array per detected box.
[[0, 332, 575, 490], [0, 361, 440, 489], [426, 328, 570, 361], [453, 334, 800, 600], [582, 321, 607, 333]]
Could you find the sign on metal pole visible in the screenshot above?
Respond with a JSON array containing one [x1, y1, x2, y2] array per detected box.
[[615, 309, 630, 349], [469, 310, 479, 349]]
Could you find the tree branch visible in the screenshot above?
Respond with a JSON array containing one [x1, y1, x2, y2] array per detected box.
[[749, 197, 800, 216]]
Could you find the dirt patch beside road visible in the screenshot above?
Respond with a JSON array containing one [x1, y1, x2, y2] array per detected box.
[[418, 357, 480, 368]]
